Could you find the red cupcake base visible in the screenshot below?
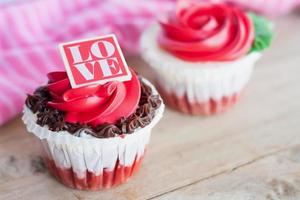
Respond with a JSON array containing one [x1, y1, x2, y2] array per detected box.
[[44, 155, 144, 190], [158, 86, 240, 115]]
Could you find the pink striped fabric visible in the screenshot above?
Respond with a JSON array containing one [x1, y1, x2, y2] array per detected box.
[[206, 0, 300, 17], [1, 0, 299, 126], [0, 0, 174, 125]]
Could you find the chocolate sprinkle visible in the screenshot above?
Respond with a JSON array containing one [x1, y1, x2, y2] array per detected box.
[[25, 78, 161, 138]]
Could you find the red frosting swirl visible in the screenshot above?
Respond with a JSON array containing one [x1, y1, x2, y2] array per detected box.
[[158, 3, 255, 61], [47, 68, 141, 127]]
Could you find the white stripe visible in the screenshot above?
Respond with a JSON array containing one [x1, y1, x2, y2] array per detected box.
[[2, 10, 19, 49], [0, 11, 6, 44], [53, 10, 93, 40], [6, 7, 35, 44], [24, 3, 48, 41], [0, 77, 27, 100], [0, 56, 38, 89], [32, 46, 58, 72], [49, 0, 63, 21], [80, 27, 112, 38], [43, 0, 65, 24], [14, 50, 45, 79]]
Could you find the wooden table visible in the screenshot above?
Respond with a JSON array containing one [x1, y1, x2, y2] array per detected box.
[[1, 14, 300, 200]]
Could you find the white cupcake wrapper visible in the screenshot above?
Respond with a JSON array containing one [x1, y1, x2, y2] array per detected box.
[[141, 24, 261, 103], [22, 78, 164, 178]]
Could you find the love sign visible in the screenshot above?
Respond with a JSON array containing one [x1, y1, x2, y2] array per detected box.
[[59, 34, 131, 88]]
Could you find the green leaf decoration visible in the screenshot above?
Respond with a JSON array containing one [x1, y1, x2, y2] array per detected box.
[[248, 12, 274, 53]]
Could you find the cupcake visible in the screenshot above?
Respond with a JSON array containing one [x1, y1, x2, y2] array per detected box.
[[22, 67, 164, 190], [141, 2, 273, 115]]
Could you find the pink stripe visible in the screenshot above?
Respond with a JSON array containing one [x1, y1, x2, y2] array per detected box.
[[32, 46, 60, 72], [26, 49, 53, 76], [24, 3, 50, 44], [0, 58, 38, 91], [6, 7, 30, 48], [5, 51, 43, 82], [225, 0, 299, 16], [0, 77, 27, 99], [1, 10, 19, 49], [0, 0, 174, 125]]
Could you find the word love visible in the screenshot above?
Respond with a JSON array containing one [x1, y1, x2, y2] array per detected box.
[[59, 34, 131, 88]]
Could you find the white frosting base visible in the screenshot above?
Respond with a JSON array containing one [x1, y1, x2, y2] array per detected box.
[[22, 78, 164, 178], [141, 24, 261, 103]]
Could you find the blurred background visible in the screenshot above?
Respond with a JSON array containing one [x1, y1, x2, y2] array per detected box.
[[1, 0, 300, 126]]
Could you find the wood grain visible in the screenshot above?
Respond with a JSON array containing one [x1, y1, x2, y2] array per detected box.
[[0, 14, 300, 200], [155, 145, 300, 200]]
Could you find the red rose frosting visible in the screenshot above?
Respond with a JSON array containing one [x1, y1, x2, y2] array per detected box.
[[158, 3, 255, 61], [47, 68, 141, 127]]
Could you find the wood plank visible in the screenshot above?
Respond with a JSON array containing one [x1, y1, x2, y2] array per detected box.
[[154, 145, 300, 200], [0, 14, 300, 200]]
